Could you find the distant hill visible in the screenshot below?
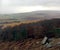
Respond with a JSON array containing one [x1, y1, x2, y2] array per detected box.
[[0, 10, 60, 22]]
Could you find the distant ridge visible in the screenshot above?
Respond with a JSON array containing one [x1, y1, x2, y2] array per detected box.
[[0, 10, 60, 21]]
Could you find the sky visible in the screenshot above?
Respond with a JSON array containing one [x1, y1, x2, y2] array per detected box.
[[0, 0, 60, 14]]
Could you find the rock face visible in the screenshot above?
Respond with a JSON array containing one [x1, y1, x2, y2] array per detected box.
[[41, 36, 48, 45]]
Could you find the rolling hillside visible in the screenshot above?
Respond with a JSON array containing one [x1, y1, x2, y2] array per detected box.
[[0, 10, 60, 22]]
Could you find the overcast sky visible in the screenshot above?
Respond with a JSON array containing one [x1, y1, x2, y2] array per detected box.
[[0, 0, 60, 14]]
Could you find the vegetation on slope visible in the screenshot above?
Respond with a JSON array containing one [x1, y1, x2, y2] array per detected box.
[[0, 18, 60, 41]]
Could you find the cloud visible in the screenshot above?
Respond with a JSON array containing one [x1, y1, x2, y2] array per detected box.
[[1, 0, 60, 6], [0, 6, 60, 14], [39, 0, 60, 6], [0, 0, 60, 14]]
